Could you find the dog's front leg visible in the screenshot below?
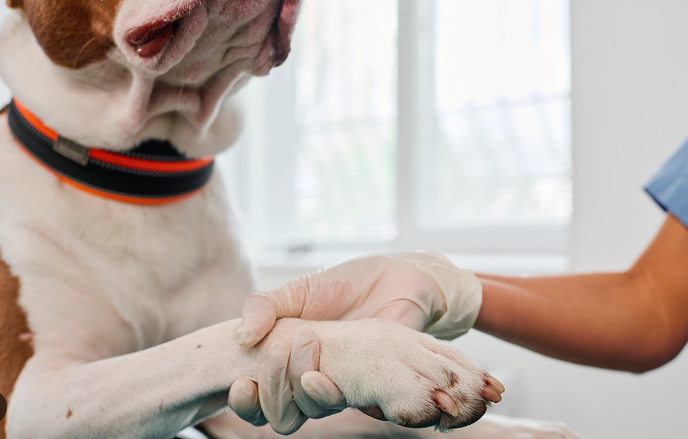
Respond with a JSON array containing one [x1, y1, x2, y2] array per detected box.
[[7, 318, 496, 438], [6, 320, 259, 439]]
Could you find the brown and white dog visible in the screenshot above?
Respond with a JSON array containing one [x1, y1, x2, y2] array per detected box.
[[0, 1, 580, 438]]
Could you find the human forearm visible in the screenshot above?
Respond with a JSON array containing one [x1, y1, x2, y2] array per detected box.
[[475, 216, 688, 372], [474, 271, 674, 372]]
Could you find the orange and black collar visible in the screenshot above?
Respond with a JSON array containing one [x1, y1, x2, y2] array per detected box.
[[7, 99, 215, 205]]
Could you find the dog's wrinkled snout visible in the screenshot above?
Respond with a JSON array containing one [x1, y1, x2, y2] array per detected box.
[[272, 0, 302, 67], [126, 21, 176, 59]]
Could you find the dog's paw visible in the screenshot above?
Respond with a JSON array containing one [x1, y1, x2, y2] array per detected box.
[[312, 319, 502, 431]]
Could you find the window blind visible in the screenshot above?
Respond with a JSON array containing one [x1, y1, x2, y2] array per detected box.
[[416, 0, 571, 229], [249, 0, 400, 246], [238, 0, 572, 251]]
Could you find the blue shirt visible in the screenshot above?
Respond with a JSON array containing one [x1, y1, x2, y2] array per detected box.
[[646, 139, 688, 228]]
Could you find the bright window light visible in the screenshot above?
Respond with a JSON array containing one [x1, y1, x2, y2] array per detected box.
[[227, 0, 572, 254]]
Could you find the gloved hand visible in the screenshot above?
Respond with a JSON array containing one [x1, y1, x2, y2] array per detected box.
[[228, 252, 485, 434], [229, 326, 347, 435], [234, 252, 483, 347]]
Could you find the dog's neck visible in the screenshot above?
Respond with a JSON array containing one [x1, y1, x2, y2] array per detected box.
[[0, 12, 244, 157]]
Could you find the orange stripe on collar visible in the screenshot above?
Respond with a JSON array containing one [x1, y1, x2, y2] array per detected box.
[[89, 149, 214, 174]]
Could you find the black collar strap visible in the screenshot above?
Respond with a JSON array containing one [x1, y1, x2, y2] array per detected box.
[[8, 99, 215, 205]]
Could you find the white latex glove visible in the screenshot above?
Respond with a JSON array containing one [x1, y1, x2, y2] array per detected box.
[[229, 253, 485, 433], [228, 327, 346, 435], [234, 252, 483, 347]]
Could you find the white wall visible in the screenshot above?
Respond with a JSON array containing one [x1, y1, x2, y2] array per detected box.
[[572, 0, 688, 272], [559, 0, 688, 437]]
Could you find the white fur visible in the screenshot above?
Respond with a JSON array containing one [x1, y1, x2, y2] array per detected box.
[[0, 0, 276, 155], [0, 2, 583, 438]]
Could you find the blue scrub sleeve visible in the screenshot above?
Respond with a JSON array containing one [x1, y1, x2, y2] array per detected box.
[[645, 139, 688, 229]]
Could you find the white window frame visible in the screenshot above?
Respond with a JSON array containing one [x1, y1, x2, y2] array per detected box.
[[219, 0, 573, 272]]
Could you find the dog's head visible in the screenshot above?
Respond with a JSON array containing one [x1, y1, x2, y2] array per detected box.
[[7, 0, 299, 72], [1, 0, 301, 153]]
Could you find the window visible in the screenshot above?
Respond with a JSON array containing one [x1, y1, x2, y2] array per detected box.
[[227, 0, 572, 258], [417, 0, 571, 231]]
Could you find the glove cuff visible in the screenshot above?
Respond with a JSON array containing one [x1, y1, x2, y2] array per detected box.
[[424, 268, 483, 340]]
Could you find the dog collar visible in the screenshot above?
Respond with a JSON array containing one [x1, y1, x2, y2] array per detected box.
[[7, 99, 215, 205]]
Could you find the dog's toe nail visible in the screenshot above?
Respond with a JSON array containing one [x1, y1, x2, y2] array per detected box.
[[433, 390, 460, 417], [487, 375, 505, 394], [482, 386, 502, 403]]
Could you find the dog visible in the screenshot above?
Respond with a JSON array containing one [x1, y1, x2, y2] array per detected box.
[[0, 1, 580, 438]]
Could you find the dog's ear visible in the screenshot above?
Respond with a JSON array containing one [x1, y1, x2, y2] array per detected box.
[[9, 0, 122, 69]]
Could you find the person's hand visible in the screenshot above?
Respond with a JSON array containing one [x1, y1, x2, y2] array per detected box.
[[228, 252, 485, 433], [233, 252, 483, 348], [229, 326, 348, 434]]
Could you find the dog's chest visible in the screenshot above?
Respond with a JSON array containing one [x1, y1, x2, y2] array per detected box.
[[0, 119, 256, 351]]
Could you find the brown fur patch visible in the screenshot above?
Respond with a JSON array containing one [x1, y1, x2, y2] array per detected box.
[[358, 406, 386, 421], [7, 0, 124, 69], [446, 370, 460, 388], [0, 252, 33, 439], [455, 391, 468, 405]]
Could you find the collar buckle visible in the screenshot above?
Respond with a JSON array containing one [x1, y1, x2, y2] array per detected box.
[[53, 136, 90, 166]]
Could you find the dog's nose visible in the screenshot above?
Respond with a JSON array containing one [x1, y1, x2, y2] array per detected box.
[[126, 20, 176, 58]]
